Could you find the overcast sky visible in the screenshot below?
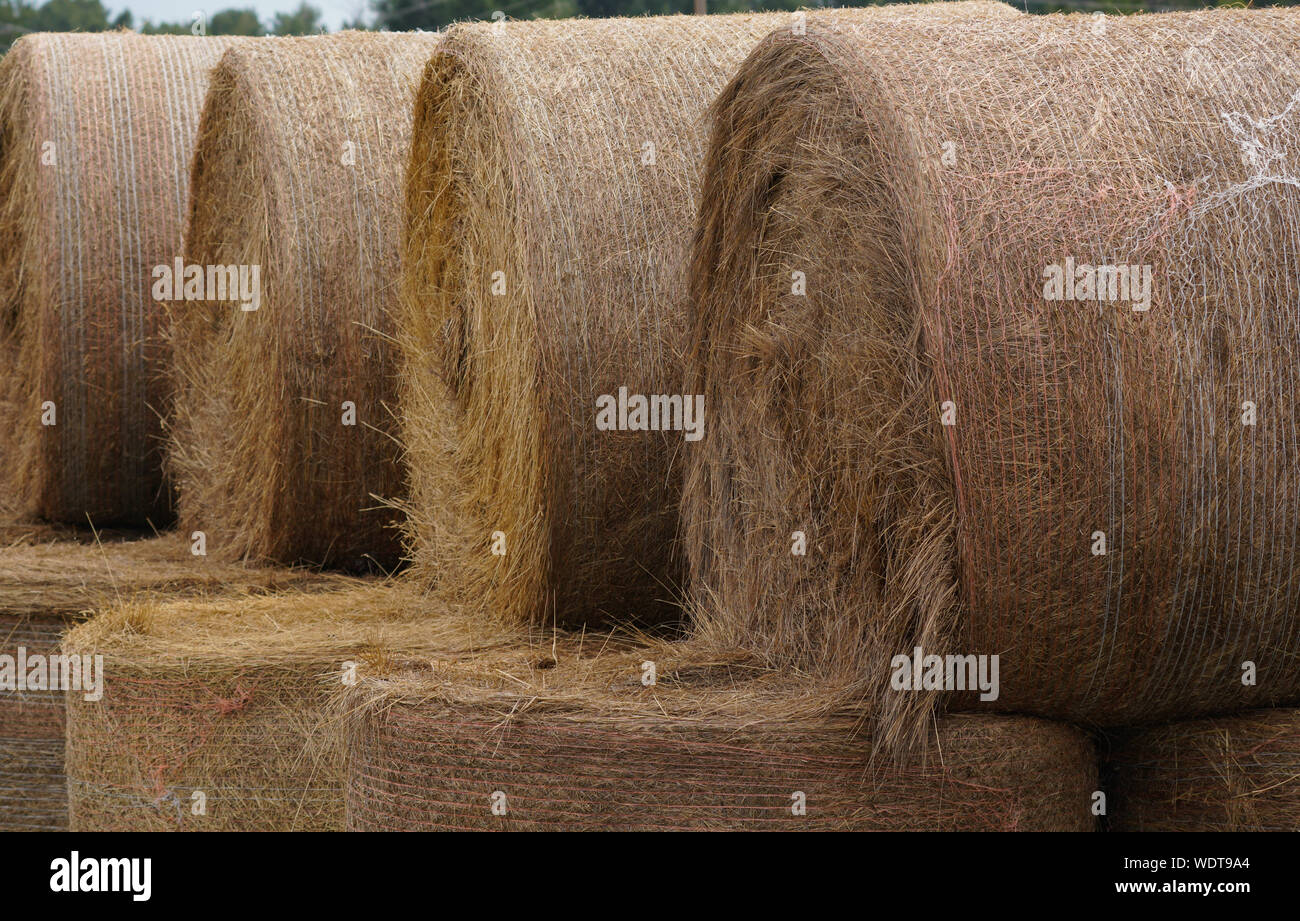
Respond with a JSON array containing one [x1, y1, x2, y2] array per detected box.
[[115, 0, 372, 31]]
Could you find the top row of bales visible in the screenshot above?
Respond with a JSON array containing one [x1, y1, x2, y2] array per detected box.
[[0, 29, 439, 570], [4, 4, 1300, 749]]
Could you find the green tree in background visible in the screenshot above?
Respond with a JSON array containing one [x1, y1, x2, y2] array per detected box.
[[371, 0, 584, 32], [272, 2, 324, 33], [207, 6, 264, 33]]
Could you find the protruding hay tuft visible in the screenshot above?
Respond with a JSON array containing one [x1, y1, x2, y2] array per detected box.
[[1108, 710, 1300, 831], [685, 8, 1300, 752], [62, 583, 518, 831], [0, 33, 236, 526], [169, 32, 442, 571], [399, 3, 1021, 630], [345, 640, 1097, 832]]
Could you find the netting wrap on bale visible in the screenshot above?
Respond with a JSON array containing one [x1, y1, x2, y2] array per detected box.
[[345, 642, 1097, 831], [0, 33, 236, 525], [399, 3, 1020, 630], [0, 598, 69, 831], [63, 585, 516, 831], [169, 31, 442, 571], [685, 8, 1300, 749], [1108, 710, 1300, 831], [0, 738, 66, 831]]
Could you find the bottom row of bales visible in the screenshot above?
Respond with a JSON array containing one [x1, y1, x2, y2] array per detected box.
[[63, 585, 1094, 831], [29, 581, 1296, 831], [0, 527, 354, 831]]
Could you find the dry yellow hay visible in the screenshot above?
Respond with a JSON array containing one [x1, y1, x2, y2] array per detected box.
[[399, 3, 1021, 630], [62, 582, 518, 831], [0, 33, 237, 526], [685, 7, 1300, 752], [345, 639, 1097, 831], [1108, 709, 1300, 831], [168, 32, 443, 572]]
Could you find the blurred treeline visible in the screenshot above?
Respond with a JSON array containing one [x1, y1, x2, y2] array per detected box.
[[1, 0, 1296, 55]]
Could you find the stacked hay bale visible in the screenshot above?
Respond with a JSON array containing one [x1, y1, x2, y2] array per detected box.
[[345, 641, 1097, 831], [0, 531, 353, 831], [168, 31, 442, 572], [1108, 711, 1300, 831], [398, 3, 1021, 630], [684, 7, 1300, 754], [63, 584, 515, 831], [0, 32, 237, 526]]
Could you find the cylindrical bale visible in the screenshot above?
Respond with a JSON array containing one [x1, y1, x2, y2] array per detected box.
[[685, 8, 1300, 748], [0, 533, 357, 831], [345, 644, 1097, 831], [1108, 710, 1300, 831], [0, 33, 237, 526], [399, 3, 1021, 630], [63, 585, 508, 831], [169, 32, 442, 571]]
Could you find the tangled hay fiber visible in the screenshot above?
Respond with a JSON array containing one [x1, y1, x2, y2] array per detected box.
[[685, 8, 1300, 751], [1108, 710, 1300, 831], [0, 32, 236, 526], [0, 738, 65, 830], [399, 3, 1020, 630], [63, 583, 518, 831], [170, 31, 443, 572], [345, 640, 1096, 831]]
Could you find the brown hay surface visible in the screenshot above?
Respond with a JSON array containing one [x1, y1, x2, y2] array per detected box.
[[0, 737, 65, 831], [345, 639, 1096, 831], [1108, 710, 1300, 831], [399, 3, 1020, 630], [169, 31, 443, 572], [0, 33, 238, 526], [0, 610, 73, 740], [685, 7, 1300, 749], [62, 582, 519, 831]]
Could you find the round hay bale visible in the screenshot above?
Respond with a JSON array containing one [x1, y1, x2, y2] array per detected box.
[[345, 642, 1097, 831], [169, 32, 443, 572], [0, 33, 237, 526], [0, 738, 66, 831], [684, 8, 1300, 748], [1108, 710, 1300, 831], [63, 584, 514, 831], [399, 3, 1021, 629], [0, 533, 357, 761]]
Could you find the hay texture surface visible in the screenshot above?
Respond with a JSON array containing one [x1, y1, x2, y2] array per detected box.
[[685, 8, 1300, 747], [0, 33, 235, 525], [346, 640, 1095, 831], [399, 3, 1019, 630], [169, 32, 442, 571], [0, 738, 65, 830], [63, 583, 516, 831], [1108, 709, 1300, 831]]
